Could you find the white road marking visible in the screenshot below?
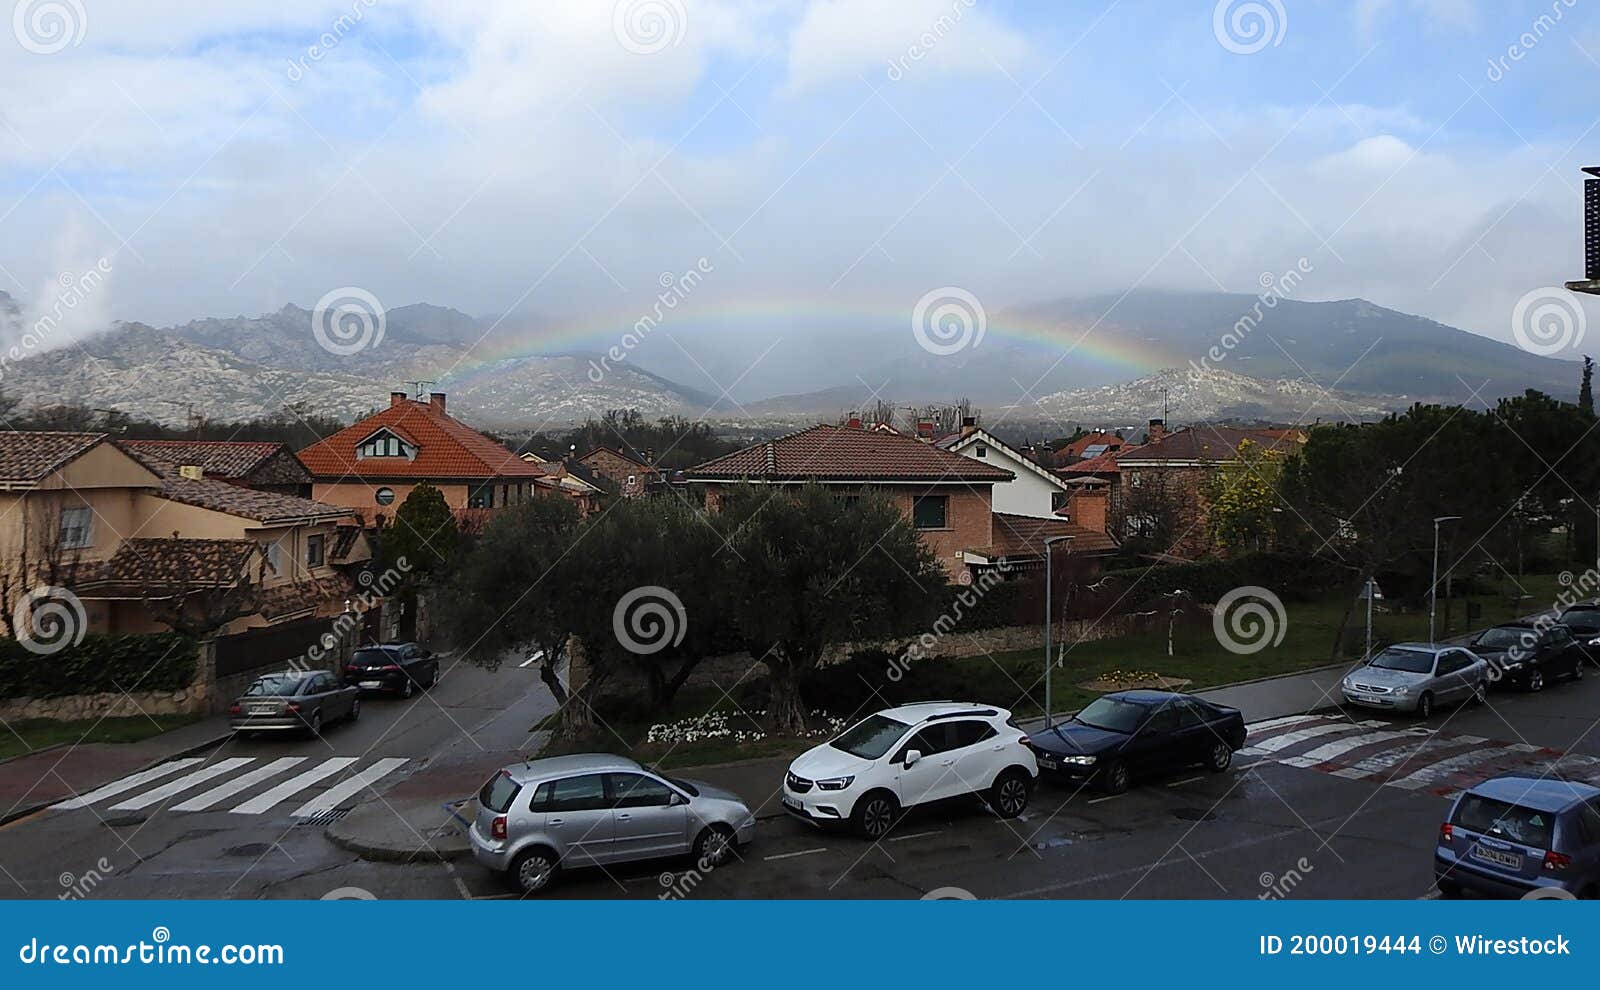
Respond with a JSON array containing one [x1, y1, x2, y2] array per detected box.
[[1278, 730, 1417, 769], [289, 758, 408, 816], [1245, 714, 1330, 732], [1240, 720, 1383, 756], [1389, 745, 1523, 790], [887, 830, 942, 842], [110, 758, 254, 811], [51, 759, 203, 810], [764, 847, 827, 861], [228, 758, 357, 815], [1167, 776, 1205, 787], [171, 757, 307, 812], [1087, 794, 1120, 804]]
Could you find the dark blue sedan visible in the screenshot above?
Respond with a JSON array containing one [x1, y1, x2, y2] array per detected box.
[[1436, 775, 1600, 899], [1026, 690, 1246, 794]]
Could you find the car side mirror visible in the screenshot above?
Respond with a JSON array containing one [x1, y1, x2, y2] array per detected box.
[[670, 792, 687, 806], [903, 749, 922, 769]]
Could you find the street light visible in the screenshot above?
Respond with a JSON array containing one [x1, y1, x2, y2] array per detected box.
[[1042, 534, 1075, 729], [1430, 516, 1461, 644]]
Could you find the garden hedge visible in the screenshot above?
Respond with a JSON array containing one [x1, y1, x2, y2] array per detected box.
[[0, 633, 199, 699]]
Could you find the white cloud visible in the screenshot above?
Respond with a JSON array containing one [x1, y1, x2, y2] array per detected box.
[[785, 0, 1029, 92]]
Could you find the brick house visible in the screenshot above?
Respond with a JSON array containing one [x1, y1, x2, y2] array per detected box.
[[296, 391, 547, 526], [577, 446, 656, 499], [0, 431, 370, 637], [936, 423, 1075, 519]]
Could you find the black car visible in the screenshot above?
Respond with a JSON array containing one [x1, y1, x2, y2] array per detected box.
[[1557, 605, 1600, 665], [344, 642, 440, 697], [1026, 690, 1247, 794], [1468, 622, 1585, 692]]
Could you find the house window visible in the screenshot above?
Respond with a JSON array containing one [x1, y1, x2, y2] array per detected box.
[[306, 534, 325, 567], [912, 495, 948, 530], [259, 540, 282, 574], [375, 487, 396, 506], [1051, 491, 1068, 512], [59, 506, 92, 549], [975, 445, 987, 458], [357, 430, 415, 459], [468, 484, 492, 509]]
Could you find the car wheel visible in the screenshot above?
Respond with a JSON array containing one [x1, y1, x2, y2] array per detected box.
[[348, 697, 361, 723], [1416, 693, 1434, 719], [1205, 739, 1233, 772], [851, 792, 898, 839], [987, 769, 1031, 819], [1529, 670, 1545, 693], [509, 848, 558, 895], [1437, 879, 1461, 899], [1471, 682, 1488, 706], [402, 678, 414, 699], [429, 663, 440, 688], [692, 825, 736, 868], [1099, 759, 1131, 795], [1574, 662, 1585, 682], [308, 710, 322, 737]]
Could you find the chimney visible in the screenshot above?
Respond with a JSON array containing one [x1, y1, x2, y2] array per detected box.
[[1067, 484, 1110, 535], [846, 412, 862, 429], [428, 392, 447, 413], [1147, 418, 1167, 443], [916, 419, 934, 440], [960, 416, 978, 438], [644, 447, 655, 465], [390, 390, 408, 407]]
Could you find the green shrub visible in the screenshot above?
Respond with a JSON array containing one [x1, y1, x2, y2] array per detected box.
[[1097, 552, 1349, 604], [0, 633, 199, 699]]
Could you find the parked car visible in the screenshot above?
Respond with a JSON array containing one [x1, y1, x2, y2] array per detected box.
[[344, 642, 439, 698], [1468, 622, 1585, 692], [783, 702, 1036, 838], [468, 754, 755, 895], [1556, 604, 1600, 665], [228, 670, 359, 736], [1340, 643, 1491, 718], [1435, 775, 1600, 899], [1025, 691, 1246, 795]]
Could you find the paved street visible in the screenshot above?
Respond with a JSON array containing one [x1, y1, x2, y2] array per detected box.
[[5, 657, 1598, 901]]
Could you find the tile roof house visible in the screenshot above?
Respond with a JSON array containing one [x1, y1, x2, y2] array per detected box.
[[961, 511, 1118, 571], [0, 431, 370, 638], [296, 391, 546, 525], [577, 446, 657, 499], [1059, 430, 1126, 463], [122, 439, 313, 495], [935, 426, 1074, 520], [686, 423, 1028, 582]]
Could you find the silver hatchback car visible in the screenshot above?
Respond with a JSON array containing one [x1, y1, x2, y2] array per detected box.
[[1341, 642, 1492, 718], [469, 754, 756, 894]]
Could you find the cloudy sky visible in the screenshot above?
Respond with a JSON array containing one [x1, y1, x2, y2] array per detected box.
[[1, 0, 1597, 359]]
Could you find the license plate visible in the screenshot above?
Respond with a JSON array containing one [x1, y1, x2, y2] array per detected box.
[[1471, 845, 1523, 869], [249, 705, 275, 715], [359, 681, 382, 689], [1037, 758, 1058, 770], [782, 797, 803, 812]]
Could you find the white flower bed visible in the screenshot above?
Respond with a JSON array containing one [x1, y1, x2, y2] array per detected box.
[[645, 710, 848, 745]]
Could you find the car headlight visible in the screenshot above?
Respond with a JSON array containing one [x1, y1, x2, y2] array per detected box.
[[1392, 686, 1411, 697], [1062, 755, 1097, 766], [815, 776, 854, 791]]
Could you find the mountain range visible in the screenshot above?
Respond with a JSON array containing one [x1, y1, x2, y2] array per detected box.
[[0, 289, 1581, 431]]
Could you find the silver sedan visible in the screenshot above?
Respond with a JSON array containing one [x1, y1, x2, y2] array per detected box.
[[228, 670, 360, 736], [1341, 643, 1491, 718]]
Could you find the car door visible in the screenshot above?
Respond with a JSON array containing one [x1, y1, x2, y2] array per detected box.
[[310, 673, 344, 719], [892, 724, 956, 807], [1169, 700, 1217, 767], [944, 720, 1002, 795], [1431, 651, 1465, 702], [606, 772, 689, 860], [1549, 627, 1581, 676], [1129, 705, 1183, 774], [304, 673, 332, 720], [539, 773, 615, 864]]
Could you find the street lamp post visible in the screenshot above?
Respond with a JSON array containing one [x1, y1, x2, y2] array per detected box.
[[1042, 535, 1074, 729], [1430, 516, 1461, 644]]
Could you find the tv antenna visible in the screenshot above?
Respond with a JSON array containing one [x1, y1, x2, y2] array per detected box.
[[403, 380, 436, 400]]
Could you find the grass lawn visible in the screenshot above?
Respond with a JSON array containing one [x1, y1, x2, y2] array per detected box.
[[0, 714, 204, 762], [542, 572, 1569, 769]]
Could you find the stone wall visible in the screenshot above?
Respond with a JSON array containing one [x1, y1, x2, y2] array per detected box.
[[0, 687, 207, 722]]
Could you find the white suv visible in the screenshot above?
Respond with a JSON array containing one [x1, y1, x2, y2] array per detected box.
[[782, 702, 1037, 838]]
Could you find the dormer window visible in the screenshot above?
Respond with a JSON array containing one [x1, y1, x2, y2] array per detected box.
[[356, 428, 417, 460]]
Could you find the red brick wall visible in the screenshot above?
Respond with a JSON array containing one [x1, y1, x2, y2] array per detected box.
[[580, 450, 649, 497]]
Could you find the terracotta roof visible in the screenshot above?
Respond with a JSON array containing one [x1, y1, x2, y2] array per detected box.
[[686, 424, 1014, 482], [157, 477, 354, 524], [259, 574, 352, 621], [79, 537, 264, 590], [580, 445, 652, 470], [1117, 425, 1304, 463], [969, 512, 1119, 560], [122, 440, 285, 480], [297, 398, 545, 480], [0, 431, 109, 483], [1059, 448, 1126, 475]]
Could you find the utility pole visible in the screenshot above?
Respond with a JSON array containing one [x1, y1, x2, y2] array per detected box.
[[1430, 516, 1461, 643], [1042, 535, 1074, 728]]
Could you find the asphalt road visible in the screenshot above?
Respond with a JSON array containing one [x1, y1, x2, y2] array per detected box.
[[6, 660, 1600, 901]]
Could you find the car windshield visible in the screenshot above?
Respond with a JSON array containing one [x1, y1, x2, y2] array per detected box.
[[479, 772, 520, 814], [1073, 697, 1148, 734], [1368, 648, 1435, 674], [1453, 794, 1555, 849], [830, 714, 910, 760], [1473, 628, 1529, 648], [1560, 611, 1600, 632], [243, 675, 304, 696]]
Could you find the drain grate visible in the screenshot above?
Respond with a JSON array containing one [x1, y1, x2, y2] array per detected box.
[[294, 808, 351, 828]]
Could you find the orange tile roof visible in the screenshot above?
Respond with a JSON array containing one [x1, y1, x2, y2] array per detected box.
[[686, 424, 1014, 482], [297, 398, 545, 481], [969, 512, 1119, 559]]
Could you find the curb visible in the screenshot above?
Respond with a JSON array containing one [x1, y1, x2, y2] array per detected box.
[[0, 729, 232, 828], [325, 817, 472, 863]]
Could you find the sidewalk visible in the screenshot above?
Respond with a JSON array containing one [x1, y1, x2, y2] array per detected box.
[[0, 714, 233, 825]]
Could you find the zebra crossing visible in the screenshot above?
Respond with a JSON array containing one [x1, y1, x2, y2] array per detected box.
[[1241, 714, 1599, 798], [50, 755, 411, 818]]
